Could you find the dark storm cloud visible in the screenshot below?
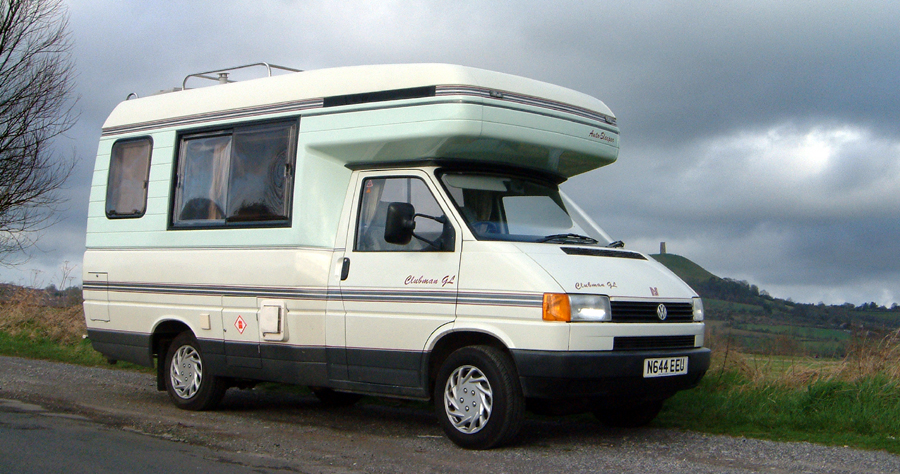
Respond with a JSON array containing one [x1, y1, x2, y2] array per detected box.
[[517, 2, 900, 145], [564, 116, 899, 304]]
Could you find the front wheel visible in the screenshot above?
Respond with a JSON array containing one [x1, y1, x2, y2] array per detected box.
[[434, 345, 524, 449], [164, 331, 227, 410]]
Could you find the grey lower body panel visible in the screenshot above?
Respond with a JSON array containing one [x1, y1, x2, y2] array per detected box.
[[86, 329, 428, 398], [201, 343, 427, 397], [87, 329, 153, 366]]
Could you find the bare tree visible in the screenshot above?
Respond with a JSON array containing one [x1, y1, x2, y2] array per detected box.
[[0, 0, 77, 265]]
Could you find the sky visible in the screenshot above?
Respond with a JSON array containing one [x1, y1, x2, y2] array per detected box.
[[2, 0, 898, 307]]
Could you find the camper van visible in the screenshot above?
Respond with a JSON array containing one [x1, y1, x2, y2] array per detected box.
[[83, 63, 710, 449]]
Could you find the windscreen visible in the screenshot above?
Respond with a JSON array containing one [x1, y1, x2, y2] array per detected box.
[[440, 172, 608, 244]]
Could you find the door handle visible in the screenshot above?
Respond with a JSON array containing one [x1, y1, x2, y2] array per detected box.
[[340, 257, 350, 280]]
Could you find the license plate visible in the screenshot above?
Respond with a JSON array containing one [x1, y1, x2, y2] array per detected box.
[[643, 356, 688, 378]]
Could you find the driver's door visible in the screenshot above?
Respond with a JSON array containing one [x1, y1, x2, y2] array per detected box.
[[338, 171, 460, 388]]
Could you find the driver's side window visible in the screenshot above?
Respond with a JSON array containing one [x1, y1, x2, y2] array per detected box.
[[355, 177, 446, 252]]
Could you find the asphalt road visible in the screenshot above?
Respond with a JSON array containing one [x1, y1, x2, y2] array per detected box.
[[0, 398, 309, 473], [1, 355, 899, 473]]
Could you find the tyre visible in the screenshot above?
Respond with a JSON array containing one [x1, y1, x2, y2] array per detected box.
[[593, 399, 663, 428], [164, 331, 227, 410], [311, 387, 362, 407], [434, 345, 524, 449]]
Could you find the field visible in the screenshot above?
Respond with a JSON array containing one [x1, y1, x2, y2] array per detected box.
[[703, 297, 896, 359], [652, 253, 900, 360], [1, 286, 899, 454]]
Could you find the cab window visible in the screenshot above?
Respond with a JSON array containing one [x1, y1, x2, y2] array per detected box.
[[355, 177, 450, 251]]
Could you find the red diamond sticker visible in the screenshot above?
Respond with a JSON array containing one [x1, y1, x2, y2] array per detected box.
[[234, 315, 247, 334]]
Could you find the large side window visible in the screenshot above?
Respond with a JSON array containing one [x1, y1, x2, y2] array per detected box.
[[172, 120, 296, 227], [106, 137, 152, 218], [356, 177, 448, 252]]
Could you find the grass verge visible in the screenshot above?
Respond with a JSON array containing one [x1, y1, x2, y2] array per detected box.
[[0, 330, 151, 372], [0, 331, 107, 365], [659, 371, 900, 453], [0, 288, 150, 371], [657, 332, 900, 454]]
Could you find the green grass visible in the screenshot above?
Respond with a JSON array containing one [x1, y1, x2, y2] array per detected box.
[[717, 332, 846, 359], [705, 298, 766, 314], [0, 331, 104, 364], [857, 311, 900, 326], [658, 368, 900, 454], [712, 321, 852, 358], [0, 331, 151, 372], [736, 323, 851, 341]]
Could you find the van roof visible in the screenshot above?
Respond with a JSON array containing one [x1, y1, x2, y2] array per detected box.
[[102, 63, 615, 134]]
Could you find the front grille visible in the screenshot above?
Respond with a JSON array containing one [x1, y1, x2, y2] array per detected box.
[[610, 301, 694, 322], [613, 335, 696, 351]]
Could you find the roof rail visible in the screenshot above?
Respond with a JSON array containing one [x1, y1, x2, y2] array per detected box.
[[182, 62, 301, 90]]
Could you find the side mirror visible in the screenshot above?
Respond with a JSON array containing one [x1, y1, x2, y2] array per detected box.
[[384, 202, 416, 245]]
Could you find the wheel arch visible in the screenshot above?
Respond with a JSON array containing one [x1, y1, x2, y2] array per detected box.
[[151, 319, 194, 357], [151, 319, 193, 391], [425, 329, 515, 399]]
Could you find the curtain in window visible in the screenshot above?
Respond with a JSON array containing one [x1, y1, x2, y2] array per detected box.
[[106, 138, 152, 217]]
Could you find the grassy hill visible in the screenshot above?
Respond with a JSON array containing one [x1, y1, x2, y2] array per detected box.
[[650, 253, 716, 282], [650, 253, 900, 357]]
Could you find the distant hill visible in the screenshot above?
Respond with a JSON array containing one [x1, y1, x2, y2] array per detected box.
[[651, 253, 771, 307], [650, 253, 716, 282], [649, 252, 899, 357]]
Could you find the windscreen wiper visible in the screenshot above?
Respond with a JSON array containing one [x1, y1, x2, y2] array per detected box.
[[537, 233, 599, 244]]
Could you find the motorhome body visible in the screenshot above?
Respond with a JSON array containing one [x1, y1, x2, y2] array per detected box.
[[83, 63, 710, 449]]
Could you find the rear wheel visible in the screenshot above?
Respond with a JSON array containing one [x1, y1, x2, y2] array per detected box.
[[434, 345, 524, 449], [593, 399, 664, 428], [164, 331, 227, 410]]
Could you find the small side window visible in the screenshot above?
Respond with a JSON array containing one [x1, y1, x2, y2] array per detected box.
[[106, 137, 152, 218]]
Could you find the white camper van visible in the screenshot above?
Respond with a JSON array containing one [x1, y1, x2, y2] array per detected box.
[[83, 63, 709, 449]]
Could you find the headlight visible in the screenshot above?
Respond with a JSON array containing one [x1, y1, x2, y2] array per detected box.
[[692, 297, 704, 321], [543, 293, 612, 322]]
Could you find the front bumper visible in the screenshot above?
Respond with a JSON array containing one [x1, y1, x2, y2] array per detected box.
[[511, 347, 711, 400]]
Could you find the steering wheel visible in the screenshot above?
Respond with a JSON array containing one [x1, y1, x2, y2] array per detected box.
[[472, 221, 500, 234]]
